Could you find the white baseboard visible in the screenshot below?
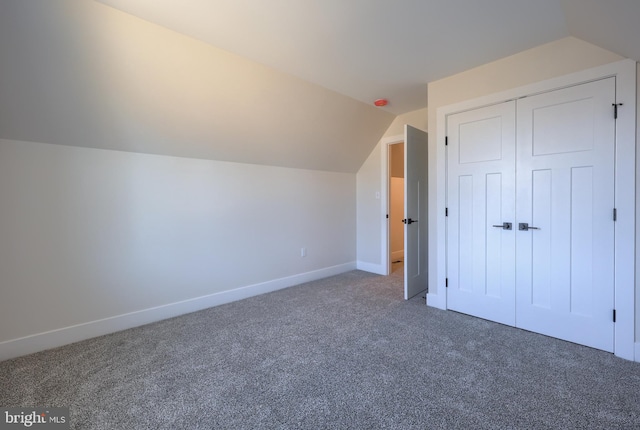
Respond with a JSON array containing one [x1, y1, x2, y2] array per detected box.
[[635, 342, 640, 363], [426, 292, 446, 310], [0, 262, 356, 362], [356, 261, 386, 275], [391, 250, 404, 262]]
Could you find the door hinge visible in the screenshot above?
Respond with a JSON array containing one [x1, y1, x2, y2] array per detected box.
[[445, 136, 448, 146], [613, 309, 616, 323], [613, 103, 623, 119], [386, 214, 389, 219], [613, 208, 617, 221], [446, 278, 449, 288], [445, 207, 448, 217]]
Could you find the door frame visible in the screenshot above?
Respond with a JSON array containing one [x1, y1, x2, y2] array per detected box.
[[380, 134, 405, 276], [432, 59, 637, 361], [387, 141, 405, 272]]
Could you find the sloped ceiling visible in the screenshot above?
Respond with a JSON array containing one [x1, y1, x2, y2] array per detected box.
[[561, 0, 640, 63], [0, 0, 394, 173], [1, 1, 638, 173], [97, 0, 571, 115], [97, 0, 640, 116]]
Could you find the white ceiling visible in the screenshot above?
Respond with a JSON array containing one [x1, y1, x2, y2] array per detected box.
[[96, 0, 640, 116]]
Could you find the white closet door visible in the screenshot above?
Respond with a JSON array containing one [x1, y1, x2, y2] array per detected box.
[[515, 78, 616, 352], [446, 101, 516, 325]]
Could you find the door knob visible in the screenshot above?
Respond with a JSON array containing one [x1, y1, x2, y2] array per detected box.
[[518, 223, 540, 231], [492, 222, 512, 230], [402, 218, 418, 224]]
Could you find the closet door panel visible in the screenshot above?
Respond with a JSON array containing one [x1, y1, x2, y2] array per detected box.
[[515, 78, 616, 352], [446, 101, 516, 326]]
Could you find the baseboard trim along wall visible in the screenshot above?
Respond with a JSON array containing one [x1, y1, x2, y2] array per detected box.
[[356, 261, 385, 275], [0, 262, 356, 362], [635, 343, 640, 363], [391, 250, 404, 262], [426, 292, 446, 310]]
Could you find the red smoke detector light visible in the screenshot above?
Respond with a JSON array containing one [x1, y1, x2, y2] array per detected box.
[[374, 99, 388, 107]]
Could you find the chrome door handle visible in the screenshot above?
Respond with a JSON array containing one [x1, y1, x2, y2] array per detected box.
[[518, 223, 540, 231], [492, 222, 512, 230]]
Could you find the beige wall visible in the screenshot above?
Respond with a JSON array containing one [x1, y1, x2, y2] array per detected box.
[[390, 143, 404, 178], [0, 138, 356, 357]]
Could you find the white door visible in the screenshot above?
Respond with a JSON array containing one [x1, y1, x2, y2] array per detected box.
[[446, 101, 517, 325], [446, 78, 616, 352], [404, 125, 428, 299], [515, 78, 616, 352]]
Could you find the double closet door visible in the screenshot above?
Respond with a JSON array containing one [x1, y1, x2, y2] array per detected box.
[[446, 77, 616, 352]]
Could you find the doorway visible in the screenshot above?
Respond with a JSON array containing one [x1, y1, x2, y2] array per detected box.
[[388, 142, 405, 276], [382, 125, 428, 300]]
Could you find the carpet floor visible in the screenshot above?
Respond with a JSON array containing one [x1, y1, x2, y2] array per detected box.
[[1, 270, 640, 429]]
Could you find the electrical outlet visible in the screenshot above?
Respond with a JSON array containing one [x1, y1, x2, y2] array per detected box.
[[301, 247, 307, 257]]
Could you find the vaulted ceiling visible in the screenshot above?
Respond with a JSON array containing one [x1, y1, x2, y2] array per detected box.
[[97, 0, 640, 115], [0, 1, 637, 173]]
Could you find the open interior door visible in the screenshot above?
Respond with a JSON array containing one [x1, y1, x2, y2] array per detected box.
[[404, 125, 428, 299]]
